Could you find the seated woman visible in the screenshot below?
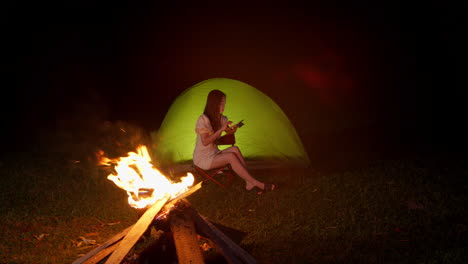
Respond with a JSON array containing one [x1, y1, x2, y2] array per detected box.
[[193, 89, 275, 194]]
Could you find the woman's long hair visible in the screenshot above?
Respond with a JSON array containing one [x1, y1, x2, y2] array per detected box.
[[203, 90, 226, 132]]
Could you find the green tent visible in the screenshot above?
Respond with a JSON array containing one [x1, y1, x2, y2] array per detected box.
[[151, 78, 309, 169]]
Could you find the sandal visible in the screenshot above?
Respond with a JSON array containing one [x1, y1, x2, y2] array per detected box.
[[253, 183, 276, 195]]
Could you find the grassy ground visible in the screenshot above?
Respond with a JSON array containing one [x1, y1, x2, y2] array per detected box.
[[0, 147, 466, 263]]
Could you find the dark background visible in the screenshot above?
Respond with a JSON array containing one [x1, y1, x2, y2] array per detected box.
[[1, 2, 464, 166]]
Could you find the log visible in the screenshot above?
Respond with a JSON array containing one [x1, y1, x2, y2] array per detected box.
[[105, 196, 170, 264], [166, 182, 203, 206], [83, 242, 120, 264], [182, 202, 256, 264], [199, 214, 257, 264], [150, 181, 203, 223], [72, 225, 133, 264], [170, 211, 205, 264], [186, 207, 241, 264], [72, 182, 203, 264]]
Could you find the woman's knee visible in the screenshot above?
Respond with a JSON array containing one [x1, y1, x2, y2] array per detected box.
[[232, 146, 241, 154], [226, 152, 237, 160], [226, 152, 241, 164]]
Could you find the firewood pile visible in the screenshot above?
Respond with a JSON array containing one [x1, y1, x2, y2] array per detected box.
[[72, 182, 257, 264]]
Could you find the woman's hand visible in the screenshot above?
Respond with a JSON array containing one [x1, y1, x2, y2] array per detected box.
[[225, 126, 237, 135], [201, 121, 232, 146], [220, 121, 232, 132]]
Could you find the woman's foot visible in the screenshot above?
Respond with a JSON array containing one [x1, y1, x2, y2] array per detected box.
[[246, 182, 276, 194], [257, 183, 275, 194], [245, 181, 255, 191]]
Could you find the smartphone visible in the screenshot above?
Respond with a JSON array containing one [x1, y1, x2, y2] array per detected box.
[[235, 120, 244, 128]]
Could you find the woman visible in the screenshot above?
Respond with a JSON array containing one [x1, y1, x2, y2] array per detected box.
[[193, 89, 275, 194]]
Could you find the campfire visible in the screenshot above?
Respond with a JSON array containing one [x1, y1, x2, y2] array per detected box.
[[98, 145, 195, 209], [72, 145, 256, 264]]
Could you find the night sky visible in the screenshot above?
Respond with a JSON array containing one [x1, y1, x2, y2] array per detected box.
[[2, 2, 464, 162]]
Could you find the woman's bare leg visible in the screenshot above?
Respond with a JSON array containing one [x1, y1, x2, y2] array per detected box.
[[210, 152, 263, 190], [220, 146, 247, 167]]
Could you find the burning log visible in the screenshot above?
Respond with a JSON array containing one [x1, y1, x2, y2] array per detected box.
[[72, 182, 203, 264], [148, 199, 255, 264], [82, 242, 120, 264], [72, 226, 132, 264], [105, 196, 170, 264], [73, 146, 256, 263], [170, 208, 205, 264], [181, 200, 257, 264], [73, 183, 257, 264]]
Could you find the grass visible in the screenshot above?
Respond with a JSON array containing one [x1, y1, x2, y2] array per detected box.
[[0, 143, 466, 263], [189, 159, 467, 264]]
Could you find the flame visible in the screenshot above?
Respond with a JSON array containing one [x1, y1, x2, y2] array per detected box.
[[100, 145, 194, 209]]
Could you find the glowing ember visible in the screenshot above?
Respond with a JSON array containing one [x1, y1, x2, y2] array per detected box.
[[99, 145, 194, 209]]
